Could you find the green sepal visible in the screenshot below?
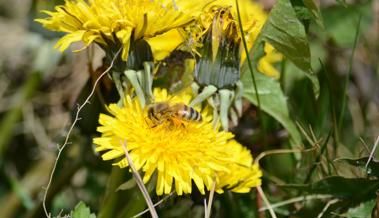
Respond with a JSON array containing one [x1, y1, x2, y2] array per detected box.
[[194, 29, 240, 89], [219, 89, 233, 131], [124, 70, 146, 108], [189, 85, 217, 107]]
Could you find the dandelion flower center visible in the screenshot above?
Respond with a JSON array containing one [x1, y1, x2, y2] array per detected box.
[[94, 89, 261, 195]]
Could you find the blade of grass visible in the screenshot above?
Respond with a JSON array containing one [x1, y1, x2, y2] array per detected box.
[[235, 0, 264, 131], [338, 14, 362, 130], [319, 59, 339, 156]]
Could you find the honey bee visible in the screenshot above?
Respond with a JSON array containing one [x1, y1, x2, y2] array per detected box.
[[147, 102, 202, 126]]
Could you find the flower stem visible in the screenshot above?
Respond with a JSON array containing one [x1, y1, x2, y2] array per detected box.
[[98, 167, 126, 218], [121, 141, 158, 218]]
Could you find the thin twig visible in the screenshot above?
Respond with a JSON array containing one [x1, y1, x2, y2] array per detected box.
[[254, 147, 317, 165], [132, 192, 174, 218], [42, 48, 121, 218], [304, 130, 332, 184], [205, 181, 216, 218], [257, 186, 277, 218], [365, 135, 379, 170], [296, 121, 318, 146], [204, 199, 208, 218], [257, 188, 265, 218], [121, 141, 158, 218], [259, 195, 332, 211], [316, 199, 339, 218]]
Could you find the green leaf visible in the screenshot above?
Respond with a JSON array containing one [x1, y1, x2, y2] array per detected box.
[[283, 41, 327, 92], [71, 201, 96, 218], [335, 157, 379, 178], [346, 199, 376, 218], [250, 0, 319, 96], [242, 69, 301, 146], [303, 0, 324, 27], [284, 176, 379, 201]]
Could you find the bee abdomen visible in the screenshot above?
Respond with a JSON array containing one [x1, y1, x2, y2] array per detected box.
[[179, 105, 202, 122]]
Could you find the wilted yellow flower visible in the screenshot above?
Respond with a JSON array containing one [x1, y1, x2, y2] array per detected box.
[[229, 0, 283, 78], [189, 0, 282, 77], [36, 0, 211, 61], [93, 88, 262, 195]]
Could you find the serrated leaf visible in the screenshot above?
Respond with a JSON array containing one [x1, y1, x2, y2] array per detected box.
[[346, 199, 376, 218], [71, 201, 96, 218], [250, 0, 319, 97], [283, 176, 379, 201], [259, 0, 310, 71], [241, 69, 301, 146], [335, 157, 379, 178]]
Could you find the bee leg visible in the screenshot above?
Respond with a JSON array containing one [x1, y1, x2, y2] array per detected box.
[[144, 117, 153, 127], [172, 117, 183, 127], [180, 122, 186, 128], [144, 117, 160, 128]]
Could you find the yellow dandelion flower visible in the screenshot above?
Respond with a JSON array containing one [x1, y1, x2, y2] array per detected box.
[[36, 0, 211, 61], [93, 88, 262, 195], [216, 140, 262, 193], [258, 44, 283, 78]]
